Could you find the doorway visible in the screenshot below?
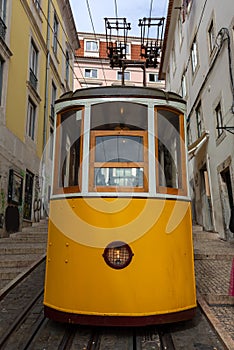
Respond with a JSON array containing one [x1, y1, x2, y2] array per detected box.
[[200, 165, 214, 231], [220, 167, 233, 238], [23, 170, 34, 221]]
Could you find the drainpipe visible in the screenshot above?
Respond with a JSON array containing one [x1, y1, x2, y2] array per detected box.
[[41, 0, 51, 217], [43, 0, 51, 149]]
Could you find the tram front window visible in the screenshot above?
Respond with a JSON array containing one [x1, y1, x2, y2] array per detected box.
[[90, 102, 148, 192]]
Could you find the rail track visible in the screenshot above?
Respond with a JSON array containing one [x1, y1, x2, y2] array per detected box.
[[0, 259, 227, 350]]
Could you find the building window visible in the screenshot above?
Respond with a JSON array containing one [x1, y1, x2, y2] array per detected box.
[[215, 102, 224, 138], [196, 102, 203, 138], [33, 0, 41, 10], [208, 20, 215, 54], [187, 123, 192, 146], [85, 40, 98, 52], [181, 71, 187, 98], [0, 0, 7, 40], [53, 13, 59, 55], [27, 98, 36, 141], [178, 14, 183, 45], [85, 68, 98, 78], [172, 45, 176, 74], [29, 40, 38, 90], [49, 127, 54, 160], [117, 71, 130, 81], [51, 81, 56, 122], [149, 73, 159, 82], [191, 36, 198, 74], [182, 0, 193, 21], [0, 56, 4, 105], [65, 50, 69, 82]]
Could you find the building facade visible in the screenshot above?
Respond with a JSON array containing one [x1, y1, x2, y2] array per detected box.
[[74, 32, 165, 89], [0, 0, 79, 236], [159, 0, 234, 239]]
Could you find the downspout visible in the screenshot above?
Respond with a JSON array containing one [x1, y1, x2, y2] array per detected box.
[[43, 0, 51, 149], [41, 0, 51, 217]]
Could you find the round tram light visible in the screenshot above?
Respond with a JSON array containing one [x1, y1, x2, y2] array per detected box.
[[103, 241, 134, 269]]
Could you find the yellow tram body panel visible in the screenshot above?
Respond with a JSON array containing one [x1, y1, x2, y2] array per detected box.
[[44, 197, 196, 317]]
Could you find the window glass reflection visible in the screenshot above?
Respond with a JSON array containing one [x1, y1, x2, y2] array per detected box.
[[95, 168, 144, 187], [59, 110, 82, 188], [95, 136, 143, 162], [157, 110, 182, 189]]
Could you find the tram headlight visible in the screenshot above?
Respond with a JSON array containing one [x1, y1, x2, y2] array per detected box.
[[103, 241, 133, 269]]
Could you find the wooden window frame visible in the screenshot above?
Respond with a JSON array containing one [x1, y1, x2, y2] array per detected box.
[[155, 108, 187, 196], [89, 129, 148, 192], [53, 107, 84, 195]]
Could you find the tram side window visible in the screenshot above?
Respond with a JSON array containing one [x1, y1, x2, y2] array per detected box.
[[155, 108, 187, 195], [54, 108, 83, 193]]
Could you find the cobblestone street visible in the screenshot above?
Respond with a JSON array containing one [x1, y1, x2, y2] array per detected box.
[[194, 228, 234, 348]]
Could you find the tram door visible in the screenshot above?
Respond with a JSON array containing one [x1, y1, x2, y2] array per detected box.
[[23, 170, 34, 221], [200, 166, 214, 231]]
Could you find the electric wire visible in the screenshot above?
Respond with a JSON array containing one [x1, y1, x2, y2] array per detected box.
[[36, 1, 86, 88], [114, 0, 118, 18], [85, 0, 108, 85], [149, 0, 153, 18], [50, 0, 88, 87]]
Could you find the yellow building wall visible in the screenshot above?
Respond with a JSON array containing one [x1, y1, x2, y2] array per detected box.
[[5, 0, 71, 159]]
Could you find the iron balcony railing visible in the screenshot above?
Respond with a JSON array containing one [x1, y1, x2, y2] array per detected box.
[[0, 17, 7, 41], [29, 68, 38, 90]]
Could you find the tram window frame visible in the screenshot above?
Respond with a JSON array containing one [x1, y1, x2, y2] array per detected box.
[[155, 107, 187, 196], [89, 130, 148, 192], [53, 107, 84, 195]]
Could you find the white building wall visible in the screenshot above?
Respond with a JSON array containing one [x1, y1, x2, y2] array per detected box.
[[160, 0, 234, 239]]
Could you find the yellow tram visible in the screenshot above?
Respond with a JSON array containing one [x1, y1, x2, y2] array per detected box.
[[44, 86, 196, 326]]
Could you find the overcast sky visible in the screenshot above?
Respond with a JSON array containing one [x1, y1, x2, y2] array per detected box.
[[70, 0, 169, 37]]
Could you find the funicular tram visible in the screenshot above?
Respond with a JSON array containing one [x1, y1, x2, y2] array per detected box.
[[43, 86, 197, 326]]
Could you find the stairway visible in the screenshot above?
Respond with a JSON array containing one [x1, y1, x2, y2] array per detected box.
[[0, 220, 48, 291]]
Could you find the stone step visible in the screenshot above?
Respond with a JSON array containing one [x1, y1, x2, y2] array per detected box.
[[0, 267, 24, 280], [0, 244, 46, 255], [0, 220, 48, 292], [193, 231, 219, 240], [5, 236, 47, 243], [192, 225, 203, 232], [0, 279, 11, 290], [0, 254, 43, 267], [22, 227, 48, 233]]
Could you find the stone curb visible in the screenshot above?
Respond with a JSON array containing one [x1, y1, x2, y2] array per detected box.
[[197, 291, 234, 350]]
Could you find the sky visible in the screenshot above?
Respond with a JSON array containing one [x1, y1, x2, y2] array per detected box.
[[69, 0, 169, 37]]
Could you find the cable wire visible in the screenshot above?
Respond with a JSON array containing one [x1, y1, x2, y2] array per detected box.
[[85, 0, 108, 85], [114, 0, 118, 18], [36, 1, 85, 88]]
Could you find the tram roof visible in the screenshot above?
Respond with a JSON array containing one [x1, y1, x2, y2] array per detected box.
[[56, 86, 186, 104]]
